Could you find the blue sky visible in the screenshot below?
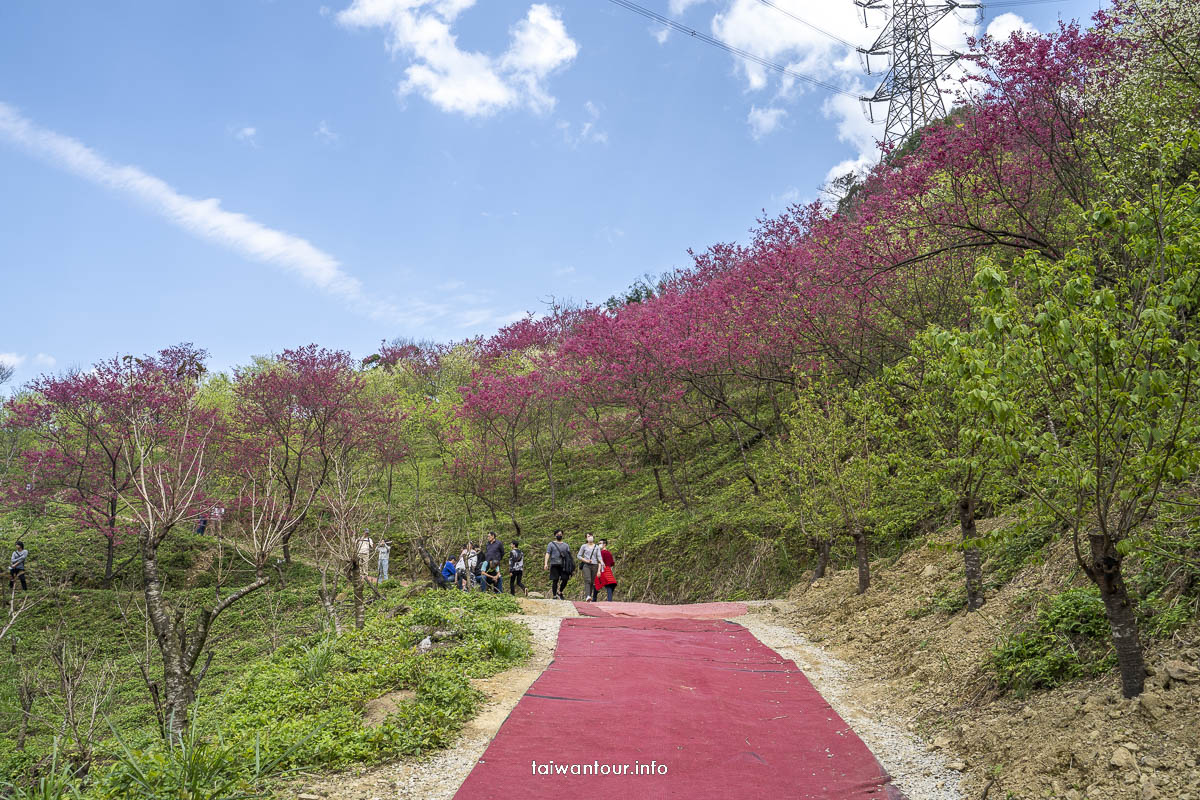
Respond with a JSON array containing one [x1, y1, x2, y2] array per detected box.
[[1, 0, 1103, 387]]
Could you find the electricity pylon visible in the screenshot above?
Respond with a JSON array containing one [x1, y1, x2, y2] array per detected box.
[[856, 0, 980, 145]]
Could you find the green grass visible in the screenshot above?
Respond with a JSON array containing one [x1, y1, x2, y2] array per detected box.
[[0, 513, 529, 793]]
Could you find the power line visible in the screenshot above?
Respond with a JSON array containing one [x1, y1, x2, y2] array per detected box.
[[753, 0, 859, 49], [604, 0, 859, 97], [979, 0, 1076, 7]]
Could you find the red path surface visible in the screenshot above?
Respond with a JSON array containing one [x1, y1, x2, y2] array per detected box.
[[572, 600, 748, 619], [454, 611, 904, 800]]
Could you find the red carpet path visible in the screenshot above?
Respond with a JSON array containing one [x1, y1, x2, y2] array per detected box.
[[453, 603, 904, 800]]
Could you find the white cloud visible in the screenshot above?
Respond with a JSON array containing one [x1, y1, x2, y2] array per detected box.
[[669, 0, 707, 14], [33, 353, 56, 367], [821, 85, 882, 182], [711, 0, 864, 94], [0, 101, 406, 324], [315, 120, 339, 143], [747, 105, 786, 139], [336, 1, 578, 117], [234, 126, 258, 146], [686, 1, 1021, 179], [0, 353, 26, 370], [985, 12, 1037, 43], [553, 265, 576, 276]]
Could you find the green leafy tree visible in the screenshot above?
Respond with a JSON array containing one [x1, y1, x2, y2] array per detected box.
[[972, 172, 1200, 697], [778, 381, 892, 594], [892, 326, 1024, 610]]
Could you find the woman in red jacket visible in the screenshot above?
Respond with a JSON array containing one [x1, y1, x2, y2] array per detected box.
[[594, 538, 617, 601]]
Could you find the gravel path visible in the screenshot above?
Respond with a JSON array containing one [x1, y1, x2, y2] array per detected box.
[[738, 606, 966, 800]]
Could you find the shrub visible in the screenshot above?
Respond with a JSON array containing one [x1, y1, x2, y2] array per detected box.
[[210, 589, 527, 770], [990, 588, 1114, 695], [2, 741, 82, 800], [92, 719, 298, 800]]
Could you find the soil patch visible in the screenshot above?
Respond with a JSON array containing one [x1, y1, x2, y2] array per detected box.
[[777, 525, 1200, 800]]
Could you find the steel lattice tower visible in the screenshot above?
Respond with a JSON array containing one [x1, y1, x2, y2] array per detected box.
[[856, 0, 979, 145]]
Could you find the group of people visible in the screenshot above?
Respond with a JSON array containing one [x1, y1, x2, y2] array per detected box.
[[444, 529, 617, 602], [354, 531, 393, 583], [445, 531, 523, 595]]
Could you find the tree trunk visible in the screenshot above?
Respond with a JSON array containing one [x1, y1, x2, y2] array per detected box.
[[104, 535, 115, 585], [851, 527, 870, 594], [1089, 534, 1145, 698], [416, 542, 449, 588], [141, 536, 191, 736], [282, 539, 292, 565], [651, 466, 666, 503], [351, 563, 365, 631], [317, 571, 343, 636], [958, 496, 986, 611], [812, 537, 831, 581], [16, 676, 33, 750]]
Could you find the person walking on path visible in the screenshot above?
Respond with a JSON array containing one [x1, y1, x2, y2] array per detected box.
[[577, 533, 601, 602], [483, 532, 505, 594], [376, 539, 391, 583], [9, 540, 28, 592], [544, 530, 572, 600], [508, 541, 526, 596], [595, 537, 617, 601]]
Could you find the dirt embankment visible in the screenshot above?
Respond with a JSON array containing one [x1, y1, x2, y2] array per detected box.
[[776, 528, 1200, 800]]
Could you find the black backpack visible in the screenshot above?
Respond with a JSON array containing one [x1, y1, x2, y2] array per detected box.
[[557, 542, 575, 576]]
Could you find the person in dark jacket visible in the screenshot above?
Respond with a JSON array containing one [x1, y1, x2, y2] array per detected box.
[[9, 540, 28, 592], [543, 529, 571, 600], [508, 541, 526, 596], [483, 532, 504, 593]]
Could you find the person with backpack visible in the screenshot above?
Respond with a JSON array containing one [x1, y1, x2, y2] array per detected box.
[[543, 529, 573, 600], [9, 540, 28, 592], [577, 533, 602, 602], [508, 541, 526, 596]]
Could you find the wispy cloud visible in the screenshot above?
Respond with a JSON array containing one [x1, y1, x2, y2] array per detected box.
[[0, 353, 25, 370], [315, 120, 339, 143], [747, 105, 786, 139], [0, 101, 407, 323], [557, 100, 608, 147], [233, 126, 258, 146]]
